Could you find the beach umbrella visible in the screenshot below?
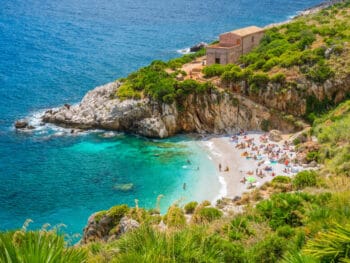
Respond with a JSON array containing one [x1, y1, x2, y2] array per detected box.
[[246, 176, 257, 183]]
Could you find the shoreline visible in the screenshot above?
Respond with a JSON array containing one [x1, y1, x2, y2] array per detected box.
[[264, 0, 344, 29], [200, 132, 304, 200]]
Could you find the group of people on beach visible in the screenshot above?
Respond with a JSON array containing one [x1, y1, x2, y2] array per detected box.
[[218, 130, 301, 188]]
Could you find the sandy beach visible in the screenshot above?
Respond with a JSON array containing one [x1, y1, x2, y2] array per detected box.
[[201, 132, 303, 199]]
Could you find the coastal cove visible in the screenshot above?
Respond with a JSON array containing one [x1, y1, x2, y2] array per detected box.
[[0, 0, 324, 236], [0, 132, 222, 236]]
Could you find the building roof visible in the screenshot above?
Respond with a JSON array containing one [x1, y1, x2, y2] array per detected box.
[[207, 43, 240, 49], [229, 26, 264, 37]]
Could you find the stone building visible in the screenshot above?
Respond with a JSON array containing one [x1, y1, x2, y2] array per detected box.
[[206, 26, 264, 65]]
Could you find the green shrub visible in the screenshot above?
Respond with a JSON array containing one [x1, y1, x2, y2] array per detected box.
[[115, 225, 242, 262], [280, 51, 302, 67], [249, 234, 288, 263], [305, 60, 335, 83], [107, 204, 129, 225], [270, 73, 286, 84], [167, 48, 206, 69], [281, 251, 318, 263], [249, 73, 270, 91], [306, 151, 320, 162], [277, 225, 295, 238], [304, 223, 350, 262], [94, 211, 107, 223], [201, 200, 211, 207], [261, 119, 270, 132], [115, 48, 210, 103], [202, 64, 237, 78], [305, 95, 335, 119], [184, 201, 198, 214], [202, 64, 226, 77], [116, 82, 142, 101], [164, 205, 186, 228], [296, 30, 316, 50], [192, 207, 222, 223], [127, 207, 152, 224], [272, 176, 292, 184], [262, 57, 280, 71], [228, 216, 254, 241], [0, 229, 87, 263], [293, 138, 301, 145], [221, 67, 243, 84], [293, 170, 319, 190], [257, 193, 310, 229]]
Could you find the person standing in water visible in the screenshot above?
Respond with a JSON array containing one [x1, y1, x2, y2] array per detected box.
[[183, 183, 187, 190]]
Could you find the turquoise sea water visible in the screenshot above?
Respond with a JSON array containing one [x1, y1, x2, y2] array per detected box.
[[0, 0, 322, 236]]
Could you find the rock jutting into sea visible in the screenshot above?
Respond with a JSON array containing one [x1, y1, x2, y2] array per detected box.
[[41, 81, 300, 138]]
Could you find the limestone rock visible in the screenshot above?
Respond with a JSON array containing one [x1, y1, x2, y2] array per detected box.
[[15, 120, 28, 129], [118, 216, 140, 235], [81, 212, 140, 244], [190, 42, 207, 52], [309, 161, 318, 168], [42, 81, 302, 138], [289, 127, 310, 144], [269, 130, 282, 142], [296, 141, 320, 164]]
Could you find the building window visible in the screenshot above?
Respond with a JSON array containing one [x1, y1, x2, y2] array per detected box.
[[236, 39, 241, 45], [252, 36, 255, 43], [215, 58, 221, 64]]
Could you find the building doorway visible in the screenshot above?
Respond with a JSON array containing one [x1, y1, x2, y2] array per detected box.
[[215, 58, 220, 64]]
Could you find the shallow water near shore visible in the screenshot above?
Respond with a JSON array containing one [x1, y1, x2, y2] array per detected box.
[[0, 0, 322, 236], [0, 131, 221, 236]]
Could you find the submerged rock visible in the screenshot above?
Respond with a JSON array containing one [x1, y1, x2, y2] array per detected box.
[[113, 183, 134, 192]]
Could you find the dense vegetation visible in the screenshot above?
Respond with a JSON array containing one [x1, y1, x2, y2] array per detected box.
[[82, 98, 350, 262], [202, 1, 350, 120], [0, 220, 86, 262], [115, 49, 214, 104], [3, 3, 350, 263], [114, 1, 350, 129]]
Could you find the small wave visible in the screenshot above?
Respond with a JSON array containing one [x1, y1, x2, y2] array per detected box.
[[16, 108, 101, 139], [201, 141, 222, 157], [212, 175, 228, 203], [99, 131, 118, 138], [201, 141, 214, 150], [176, 48, 191, 55]]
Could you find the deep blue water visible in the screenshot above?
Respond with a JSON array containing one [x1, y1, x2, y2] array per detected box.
[[0, 0, 322, 236]]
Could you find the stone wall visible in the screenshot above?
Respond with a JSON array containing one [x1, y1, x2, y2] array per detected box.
[[219, 32, 241, 47], [241, 32, 264, 54], [206, 45, 241, 65]]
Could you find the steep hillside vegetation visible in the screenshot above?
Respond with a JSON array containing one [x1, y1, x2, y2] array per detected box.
[[114, 1, 350, 126], [82, 99, 350, 263], [203, 1, 350, 121], [6, 2, 350, 263], [7, 99, 350, 262]]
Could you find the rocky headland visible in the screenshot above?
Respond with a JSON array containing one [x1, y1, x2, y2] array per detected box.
[[41, 81, 300, 138], [9, 1, 338, 138]]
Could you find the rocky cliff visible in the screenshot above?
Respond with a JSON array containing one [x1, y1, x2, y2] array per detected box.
[[42, 81, 299, 138], [225, 75, 350, 117]]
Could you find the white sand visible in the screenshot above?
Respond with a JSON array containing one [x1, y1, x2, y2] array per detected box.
[[200, 132, 303, 199]]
